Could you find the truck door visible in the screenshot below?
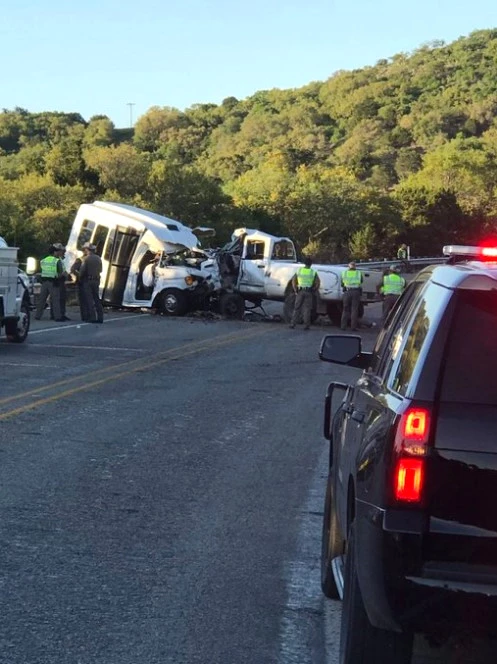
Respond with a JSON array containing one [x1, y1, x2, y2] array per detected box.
[[101, 226, 140, 306], [237, 238, 267, 295]]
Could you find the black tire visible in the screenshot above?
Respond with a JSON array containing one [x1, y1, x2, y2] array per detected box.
[[157, 289, 189, 316], [327, 302, 364, 327], [284, 292, 318, 324], [284, 292, 297, 324], [327, 302, 342, 326], [321, 474, 344, 599], [5, 299, 30, 343], [340, 522, 413, 664], [219, 292, 245, 319]]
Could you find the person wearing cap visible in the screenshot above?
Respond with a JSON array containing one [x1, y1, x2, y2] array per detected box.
[[79, 242, 104, 323], [289, 257, 320, 330], [34, 245, 64, 321], [70, 250, 91, 322], [340, 261, 363, 331], [380, 264, 406, 320], [50, 243, 71, 321]]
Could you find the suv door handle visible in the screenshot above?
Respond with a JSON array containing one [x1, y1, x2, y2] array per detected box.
[[351, 410, 364, 423]]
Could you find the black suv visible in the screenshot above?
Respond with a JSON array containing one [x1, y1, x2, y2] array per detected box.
[[319, 250, 497, 663]]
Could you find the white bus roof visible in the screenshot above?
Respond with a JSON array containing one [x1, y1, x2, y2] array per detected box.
[[89, 201, 200, 250]]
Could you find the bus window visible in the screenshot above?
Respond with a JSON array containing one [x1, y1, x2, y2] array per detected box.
[[92, 225, 109, 257], [77, 220, 95, 249], [103, 229, 116, 261]]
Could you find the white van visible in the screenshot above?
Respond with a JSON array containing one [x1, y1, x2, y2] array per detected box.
[[65, 202, 219, 315]]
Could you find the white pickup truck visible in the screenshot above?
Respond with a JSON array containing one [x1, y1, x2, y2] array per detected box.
[[215, 228, 384, 323], [0, 237, 31, 342]]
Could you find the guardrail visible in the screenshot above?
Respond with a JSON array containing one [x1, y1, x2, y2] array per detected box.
[[354, 257, 448, 273]]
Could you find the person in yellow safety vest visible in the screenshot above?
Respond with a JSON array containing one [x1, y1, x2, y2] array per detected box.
[[380, 264, 406, 320], [397, 244, 408, 261], [341, 261, 364, 331], [289, 257, 320, 330], [34, 245, 64, 321]]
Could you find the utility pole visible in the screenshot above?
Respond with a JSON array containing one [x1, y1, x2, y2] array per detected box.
[[126, 103, 135, 128]]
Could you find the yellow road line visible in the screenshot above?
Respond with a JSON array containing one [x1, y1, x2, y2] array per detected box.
[[0, 329, 257, 408], [0, 328, 272, 421]]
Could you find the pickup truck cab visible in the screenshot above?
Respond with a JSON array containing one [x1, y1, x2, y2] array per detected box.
[[319, 244, 497, 662], [218, 228, 383, 323]]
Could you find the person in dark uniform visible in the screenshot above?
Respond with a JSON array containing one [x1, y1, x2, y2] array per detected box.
[[70, 251, 91, 322], [79, 242, 104, 323]]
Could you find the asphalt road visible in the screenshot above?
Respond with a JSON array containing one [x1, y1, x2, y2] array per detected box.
[[0, 305, 494, 664]]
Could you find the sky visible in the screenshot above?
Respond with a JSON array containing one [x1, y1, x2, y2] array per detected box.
[[1, 0, 496, 128]]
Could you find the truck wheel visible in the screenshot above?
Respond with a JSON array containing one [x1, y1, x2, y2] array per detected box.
[[321, 474, 344, 599], [157, 289, 188, 316], [327, 303, 364, 326], [220, 293, 245, 319], [284, 293, 299, 323], [327, 303, 342, 326], [5, 300, 30, 343], [340, 522, 413, 663]]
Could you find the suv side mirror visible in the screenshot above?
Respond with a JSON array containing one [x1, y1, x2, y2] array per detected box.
[[319, 334, 372, 370], [26, 256, 38, 275]]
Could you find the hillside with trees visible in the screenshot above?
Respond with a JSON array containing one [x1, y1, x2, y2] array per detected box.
[[2, 28, 497, 260]]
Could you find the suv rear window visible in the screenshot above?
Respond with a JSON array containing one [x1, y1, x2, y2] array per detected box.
[[440, 291, 497, 405]]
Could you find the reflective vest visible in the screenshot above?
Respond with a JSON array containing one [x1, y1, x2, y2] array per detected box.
[[40, 255, 59, 279], [296, 267, 317, 289], [342, 269, 363, 288], [382, 273, 405, 295]]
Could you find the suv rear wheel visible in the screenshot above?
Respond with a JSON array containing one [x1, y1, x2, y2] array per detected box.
[[340, 522, 413, 663]]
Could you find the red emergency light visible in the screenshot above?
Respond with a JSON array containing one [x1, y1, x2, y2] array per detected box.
[[481, 247, 497, 258], [443, 245, 497, 261]]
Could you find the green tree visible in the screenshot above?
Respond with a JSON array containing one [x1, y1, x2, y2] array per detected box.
[[83, 116, 114, 148], [394, 183, 468, 255], [84, 144, 150, 198]]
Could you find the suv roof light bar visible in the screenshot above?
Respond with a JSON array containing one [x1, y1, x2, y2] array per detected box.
[[443, 245, 497, 258]]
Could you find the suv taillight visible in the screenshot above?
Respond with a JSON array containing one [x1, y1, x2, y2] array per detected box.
[[392, 406, 431, 504]]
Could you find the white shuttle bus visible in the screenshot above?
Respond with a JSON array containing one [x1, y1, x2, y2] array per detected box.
[[64, 202, 219, 315]]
